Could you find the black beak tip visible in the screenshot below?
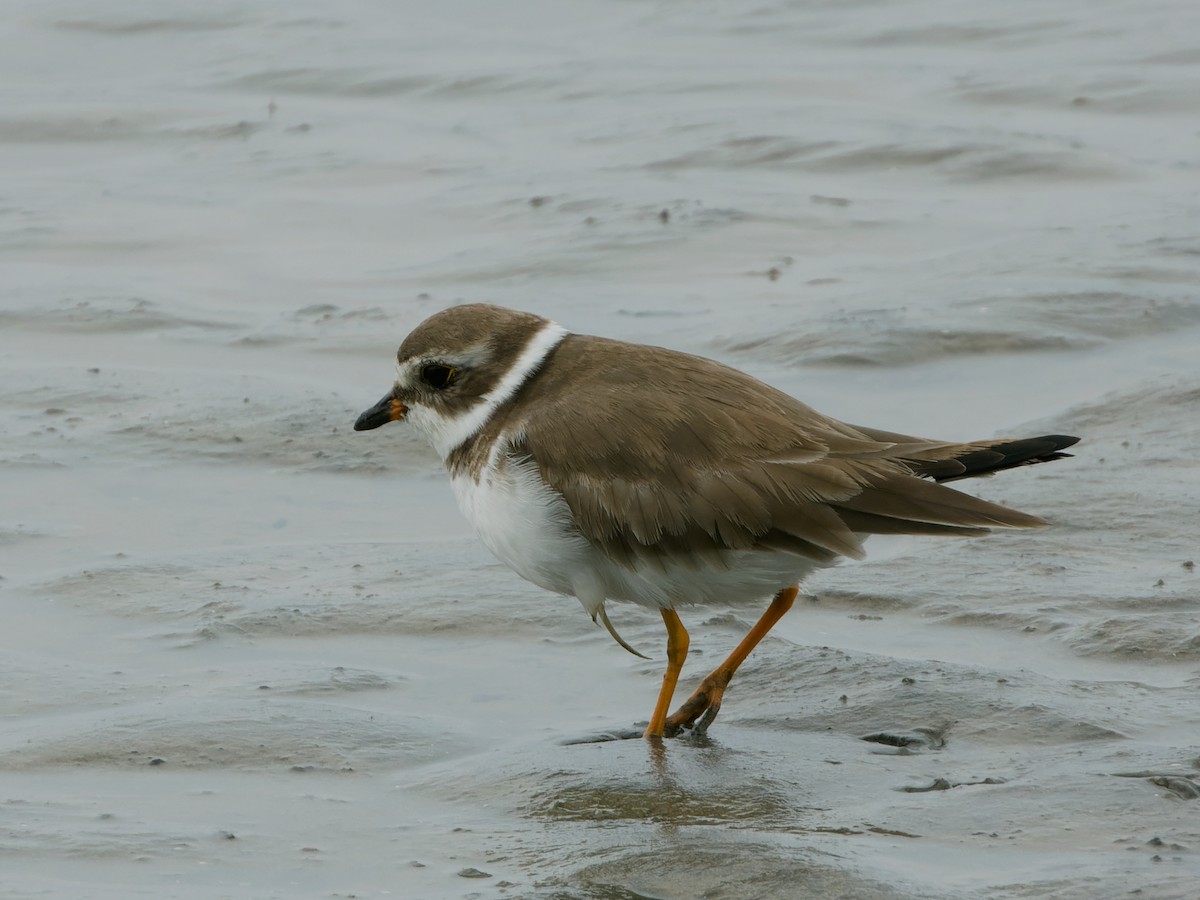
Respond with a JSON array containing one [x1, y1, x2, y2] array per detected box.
[[352, 411, 378, 431], [353, 394, 397, 431]]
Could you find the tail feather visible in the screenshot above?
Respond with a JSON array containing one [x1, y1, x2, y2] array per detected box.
[[821, 430, 1079, 540], [847, 427, 1080, 483], [926, 434, 1079, 483]]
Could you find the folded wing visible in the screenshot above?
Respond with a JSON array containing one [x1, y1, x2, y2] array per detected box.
[[513, 336, 1077, 572]]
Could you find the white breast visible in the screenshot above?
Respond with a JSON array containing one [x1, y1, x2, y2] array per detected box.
[[451, 442, 823, 617], [451, 447, 592, 601]]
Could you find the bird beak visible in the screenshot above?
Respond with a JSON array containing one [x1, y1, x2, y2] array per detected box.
[[354, 393, 408, 431]]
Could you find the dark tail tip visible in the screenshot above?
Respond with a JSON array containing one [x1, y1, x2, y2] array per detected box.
[[934, 434, 1080, 483]]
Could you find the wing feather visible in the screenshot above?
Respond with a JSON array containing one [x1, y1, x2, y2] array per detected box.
[[496, 335, 1064, 572]]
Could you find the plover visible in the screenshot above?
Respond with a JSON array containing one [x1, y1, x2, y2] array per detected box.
[[354, 304, 1077, 739]]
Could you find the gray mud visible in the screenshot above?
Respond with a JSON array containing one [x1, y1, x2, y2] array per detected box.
[[3, 1, 1199, 898]]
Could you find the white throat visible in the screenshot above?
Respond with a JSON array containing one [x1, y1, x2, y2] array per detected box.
[[407, 321, 568, 460]]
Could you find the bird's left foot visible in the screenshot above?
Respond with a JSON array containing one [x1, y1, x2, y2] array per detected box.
[[663, 675, 729, 737]]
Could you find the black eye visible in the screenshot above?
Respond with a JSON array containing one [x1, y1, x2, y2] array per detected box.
[[421, 363, 455, 389]]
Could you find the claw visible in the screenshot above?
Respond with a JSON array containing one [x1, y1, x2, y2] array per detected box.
[[694, 697, 723, 735], [594, 605, 651, 659]]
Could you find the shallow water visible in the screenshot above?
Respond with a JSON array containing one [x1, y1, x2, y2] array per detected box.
[[3, 1, 1200, 897]]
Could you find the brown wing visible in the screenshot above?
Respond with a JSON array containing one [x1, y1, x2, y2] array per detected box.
[[507, 335, 1071, 571]]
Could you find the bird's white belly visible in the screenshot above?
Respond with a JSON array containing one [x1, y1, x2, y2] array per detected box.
[[451, 455, 822, 615]]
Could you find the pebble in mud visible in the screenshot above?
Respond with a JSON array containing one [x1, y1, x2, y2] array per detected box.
[[1150, 776, 1200, 799], [457, 867, 492, 879], [903, 778, 952, 793], [902, 777, 1007, 793], [861, 727, 947, 751], [1113, 772, 1200, 799]]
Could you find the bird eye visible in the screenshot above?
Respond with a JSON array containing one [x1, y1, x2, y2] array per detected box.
[[421, 363, 455, 389]]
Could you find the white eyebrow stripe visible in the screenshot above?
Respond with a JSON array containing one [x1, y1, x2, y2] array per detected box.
[[413, 321, 568, 460], [397, 343, 494, 379]]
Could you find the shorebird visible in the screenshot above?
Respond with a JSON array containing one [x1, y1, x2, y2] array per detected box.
[[354, 304, 1077, 738]]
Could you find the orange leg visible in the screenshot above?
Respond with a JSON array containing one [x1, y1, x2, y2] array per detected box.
[[665, 584, 798, 736], [643, 608, 690, 739]]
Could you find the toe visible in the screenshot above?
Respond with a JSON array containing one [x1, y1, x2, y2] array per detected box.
[[665, 690, 709, 731], [693, 698, 722, 735]]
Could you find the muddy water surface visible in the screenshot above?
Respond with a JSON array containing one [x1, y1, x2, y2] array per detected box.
[[3, 1, 1199, 897]]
